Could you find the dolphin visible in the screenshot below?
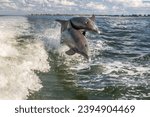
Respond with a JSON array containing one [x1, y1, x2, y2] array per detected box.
[[56, 15, 100, 36], [70, 15, 100, 34], [62, 28, 89, 59], [56, 20, 89, 59]]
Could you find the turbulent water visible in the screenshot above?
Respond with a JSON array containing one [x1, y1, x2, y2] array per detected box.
[[0, 16, 150, 100]]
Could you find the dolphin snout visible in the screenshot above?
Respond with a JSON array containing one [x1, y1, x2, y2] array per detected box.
[[83, 54, 89, 60], [92, 28, 100, 34], [79, 52, 89, 60], [94, 29, 101, 34], [92, 23, 100, 34], [97, 30, 101, 34]]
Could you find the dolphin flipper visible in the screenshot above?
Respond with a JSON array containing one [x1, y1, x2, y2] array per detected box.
[[65, 49, 76, 55]]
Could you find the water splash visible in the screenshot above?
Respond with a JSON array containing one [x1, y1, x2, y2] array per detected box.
[[0, 16, 50, 99]]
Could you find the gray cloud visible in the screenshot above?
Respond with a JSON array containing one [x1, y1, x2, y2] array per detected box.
[[0, 0, 149, 15]]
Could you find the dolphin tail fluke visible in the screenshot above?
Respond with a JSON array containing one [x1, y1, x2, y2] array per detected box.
[[65, 49, 76, 55], [55, 19, 67, 23], [55, 19, 69, 32], [90, 14, 95, 21]]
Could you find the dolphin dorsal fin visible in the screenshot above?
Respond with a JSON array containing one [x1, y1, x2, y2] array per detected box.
[[55, 19, 69, 32], [90, 14, 95, 22]]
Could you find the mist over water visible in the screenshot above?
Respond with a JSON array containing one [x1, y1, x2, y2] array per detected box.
[[0, 16, 150, 100]]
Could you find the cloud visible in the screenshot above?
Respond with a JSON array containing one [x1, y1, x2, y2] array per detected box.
[[59, 0, 76, 6], [0, 0, 150, 15], [0, 0, 10, 2], [86, 2, 107, 10], [48, 0, 76, 6], [108, 0, 150, 7], [104, 0, 150, 14]]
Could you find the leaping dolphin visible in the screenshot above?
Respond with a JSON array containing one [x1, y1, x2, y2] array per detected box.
[[56, 20, 89, 59], [56, 15, 100, 35], [70, 15, 100, 34], [62, 27, 89, 59]]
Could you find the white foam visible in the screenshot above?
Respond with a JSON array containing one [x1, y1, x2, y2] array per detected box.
[[35, 21, 61, 51], [103, 61, 150, 78], [0, 16, 50, 99], [70, 62, 91, 71]]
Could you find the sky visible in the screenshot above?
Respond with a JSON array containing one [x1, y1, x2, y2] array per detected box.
[[0, 0, 150, 15]]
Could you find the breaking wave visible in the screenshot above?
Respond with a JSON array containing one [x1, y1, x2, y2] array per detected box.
[[0, 16, 50, 99]]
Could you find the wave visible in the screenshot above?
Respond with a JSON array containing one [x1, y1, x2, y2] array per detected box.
[[0, 16, 50, 99], [1, 16, 149, 100]]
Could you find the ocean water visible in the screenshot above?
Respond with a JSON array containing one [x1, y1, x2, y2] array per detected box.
[[0, 16, 150, 100]]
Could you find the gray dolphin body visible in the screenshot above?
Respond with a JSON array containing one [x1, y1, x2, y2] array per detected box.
[[56, 20, 89, 59], [61, 27, 89, 59]]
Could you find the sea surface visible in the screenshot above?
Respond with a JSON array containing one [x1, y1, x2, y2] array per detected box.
[[0, 16, 150, 100]]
